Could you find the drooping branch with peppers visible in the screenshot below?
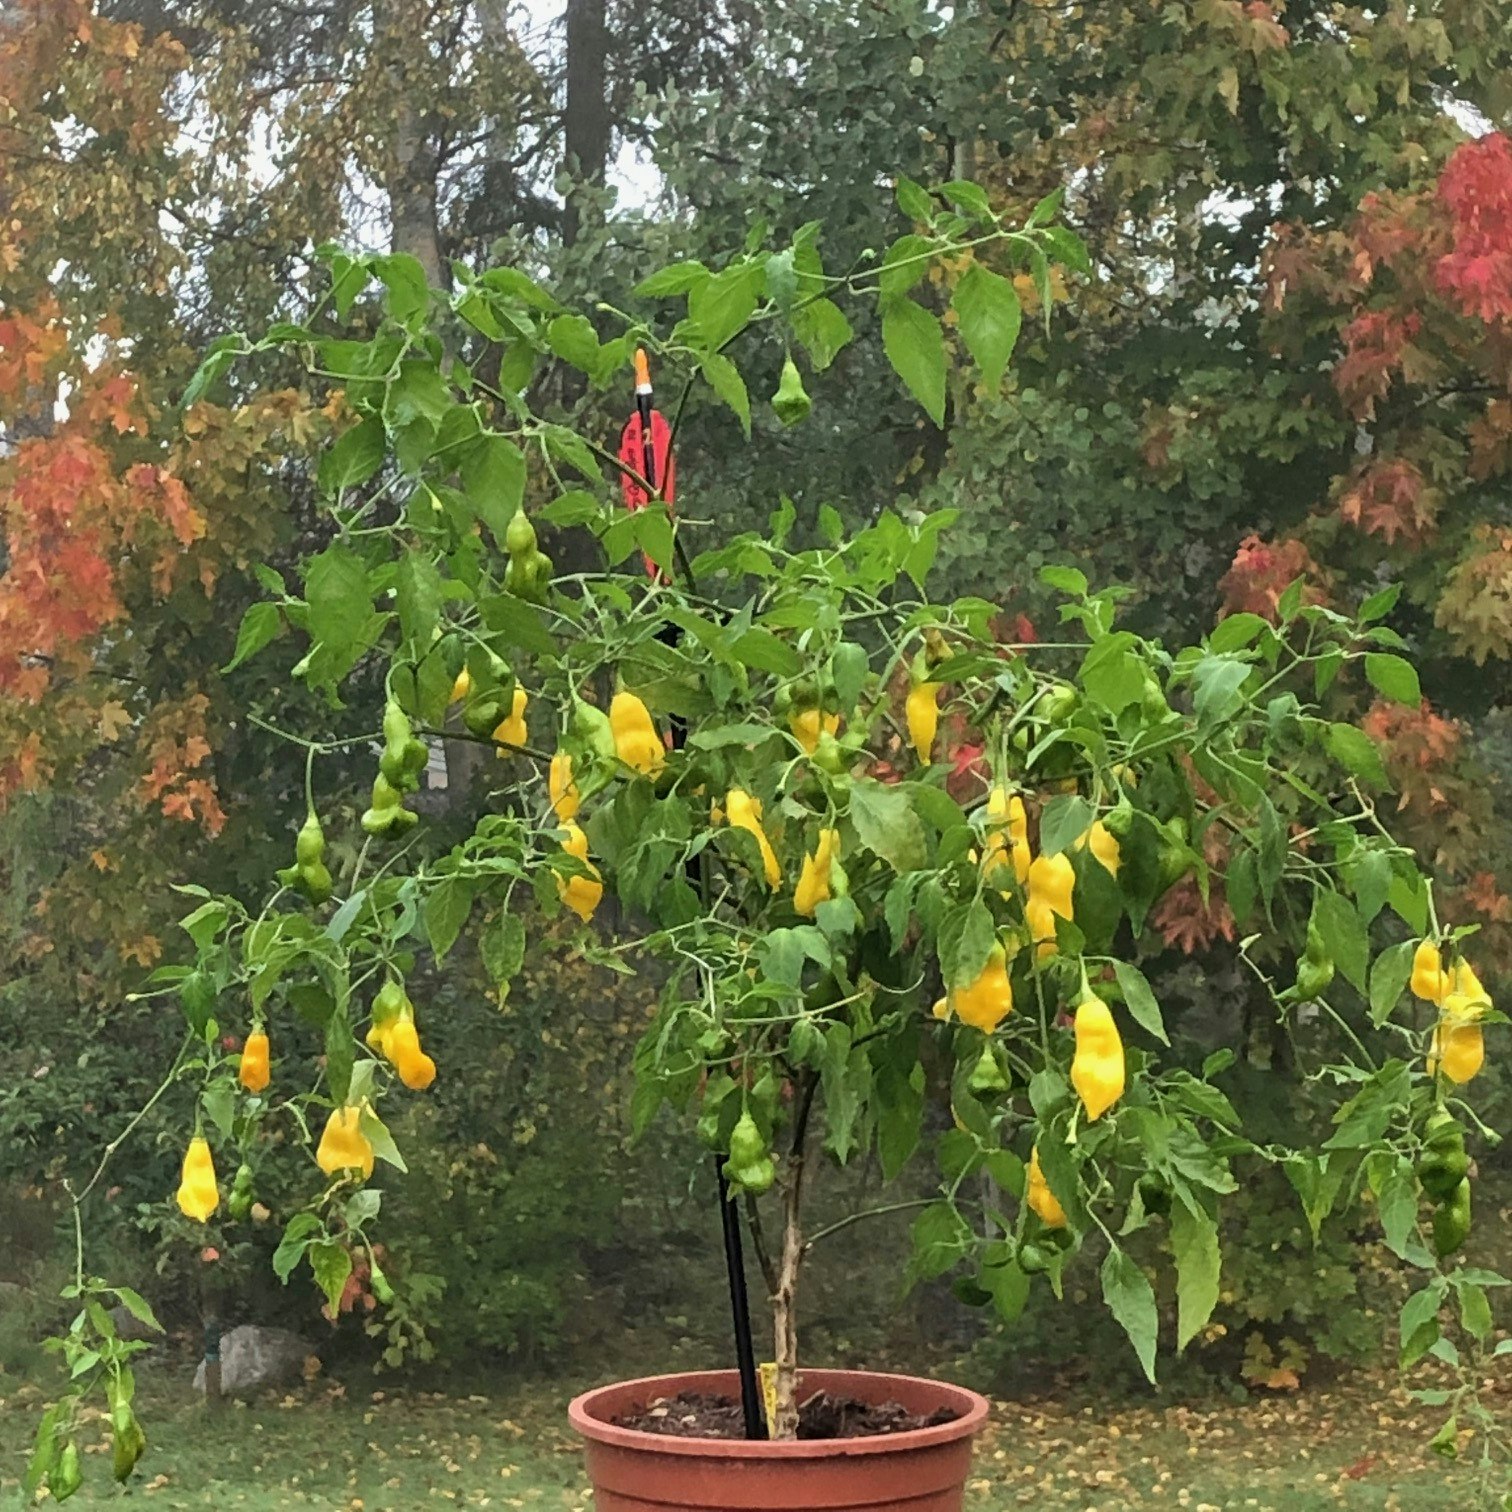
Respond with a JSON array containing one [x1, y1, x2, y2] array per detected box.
[[28, 180, 1510, 1494]]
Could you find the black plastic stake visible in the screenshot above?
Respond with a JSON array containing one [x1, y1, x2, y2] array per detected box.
[[715, 1160, 767, 1439]]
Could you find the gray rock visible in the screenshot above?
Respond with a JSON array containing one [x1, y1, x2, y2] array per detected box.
[[192, 1324, 316, 1398]]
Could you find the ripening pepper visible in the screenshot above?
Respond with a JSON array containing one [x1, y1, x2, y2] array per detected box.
[[1411, 941, 1450, 1005], [549, 750, 581, 822], [950, 944, 1014, 1031], [316, 1106, 375, 1180], [384, 1016, 437, 1091], [361, 771, 419, 837], [493, 686, 529, 754], [556, 822, 604, 921], [1026, 1146, 1067, 1229], [610, 691, 665, 775], [981, 787, 1032, 887], [450, 667, 472, 704], [1076, 821, 1121, 878], [906, 681, 940, 764], [725, 788, 782, 887], [238, 1027, 270, 1094], [175, 1135, 219, 1222], [1070, 997, 1124, 1121], [1429, 1021, 1484, 1085], [794, 828, 840, 917], [1026, 852, 1075, 957], [1292, 921, 1335, 1001], [48, 1439, 82, 1501], [366, 978, 407, 1057], [277, 809, 334, 903], [789, 706, 841, 756]]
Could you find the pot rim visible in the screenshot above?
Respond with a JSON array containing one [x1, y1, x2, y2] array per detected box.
[[568, 1367, 990, 1459]]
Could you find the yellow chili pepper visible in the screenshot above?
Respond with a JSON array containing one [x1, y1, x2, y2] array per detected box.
[[238, 1028, 270, 1094], [794, 828, 840, 917], [1026, 1146, 1067, 1228], [610, 691, 665, 775], [1442, 958, 1491, 1024], [450, 667, 472, 704], [1070, 997, 1125, 1120], [725, 788, 782, 887], [492, 686, 529, 753], [981, 787, 1032, 887], [1026, 852, 1075, 957], [384, 1016, 437, 1091], [1075, 821, 1121, 878], [549, 750, 580, 822], [1429, 1021, 1484, 1085], [316, 1106, 375, 1179], [789, 707, 840, 756], [906, 682, 940, 764], [1410, 941, 1449, 1004], [949, 944, 1014, 1031], [557, 821, 604, 921], [175, 1135, 219, 1223]]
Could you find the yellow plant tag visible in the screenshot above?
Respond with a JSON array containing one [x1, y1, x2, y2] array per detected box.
[[758, 1362, 778, 1431]]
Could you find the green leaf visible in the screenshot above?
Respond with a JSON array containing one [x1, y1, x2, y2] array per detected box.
[[1170, 1197, 1220, 1351], [792, 298, 853, 371], [1111, 960, 1169, 1045], [1326, 722, 1389, 788], [700, 352, 751, 437], [111, 1288, 163, 1335], [325, 1012, 354, 1105], [1399, 1281, 1446, 1367], [304, 545, 373, 665], [307, 1240, 354, 1313], [895, 175, 934, 222], [849, 780, 928, 873], [939, 180, 994, 219], [1312, 890, 1369, 994], [1100, 1244, 1158, 1384], [635, 261, 709, 297], [881, 296, 946, 427], [1365, 653, 1421, 707], [318, 417, 386, 493], [395, 550, 443, 652], [951, 264, 1022, 389], [1039, 794, 1092, 858], [546, 313, 604, 377], [459, 433, 527, 546], [373, 252, 430, 324], [878, 234, 933, 296], [360, 1107, 408, 1172], [1040, 564, 1088, 596], [223, 601, 283, 673], [1369, 939, 1416, 1026], [201, 1082, 235, 1139], [1190, 654, 1252, 725], [909, 1203, 974, 1281], [480, 913, 526, 988], [688, 262, 760, 349], [424, 876, 475, 962], [272, 1213, 322, 1283], [1359, 583, 1401, 622], [1373, 1158, 1420, 1260], [937, 899, 997, 989]]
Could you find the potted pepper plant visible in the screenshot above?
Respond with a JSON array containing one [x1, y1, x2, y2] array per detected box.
[[29, 177, 1508, 1509]]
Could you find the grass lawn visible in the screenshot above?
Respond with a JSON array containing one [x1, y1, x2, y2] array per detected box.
[[0, 1363, 1500, 1509]]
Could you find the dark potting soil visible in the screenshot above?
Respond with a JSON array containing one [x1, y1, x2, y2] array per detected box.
[[612, 1389, 960, 1441]]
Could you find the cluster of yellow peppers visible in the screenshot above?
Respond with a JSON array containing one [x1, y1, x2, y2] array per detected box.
[[366, 978, 437, 1090], [1413, 941, 1490, 1084]]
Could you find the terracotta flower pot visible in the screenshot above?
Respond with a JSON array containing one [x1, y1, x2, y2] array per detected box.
[[569, 1367, 990, 1512]]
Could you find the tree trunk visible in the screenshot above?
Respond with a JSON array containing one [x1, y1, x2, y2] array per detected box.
[[562, 0, 609, 247], [373, 0, 445, 287]]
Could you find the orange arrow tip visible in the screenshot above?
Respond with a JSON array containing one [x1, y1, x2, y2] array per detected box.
[[633, 347, 651, 388]]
